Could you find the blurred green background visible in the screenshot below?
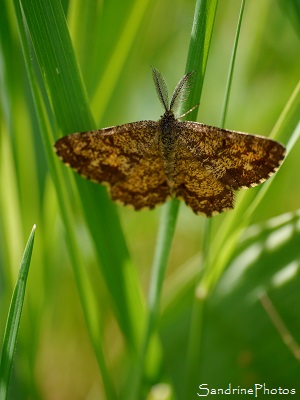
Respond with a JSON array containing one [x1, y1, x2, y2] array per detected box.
[[0, 0, 300, 399]]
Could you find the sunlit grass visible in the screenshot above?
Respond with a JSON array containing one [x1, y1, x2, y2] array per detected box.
[[0, 0, 300, 398]]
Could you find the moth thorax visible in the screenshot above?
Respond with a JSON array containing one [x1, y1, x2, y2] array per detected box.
[[159, 111, 178, 153]]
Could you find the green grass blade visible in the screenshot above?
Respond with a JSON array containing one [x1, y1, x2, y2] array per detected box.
[[19, 0, 145, 352], [0, 225, 36, 400], [184, 1, 245, 395], [13, 2, 117, 398], [21, 0, 94, 134], [127, 0, 219, 398], [184, 0, 219, 119], [220, 0, 246, 128], [126, 200, 180, 399], [185, 81, 300, 396], [90, 0, 153, 122], [1, 0, 298, 396], [270, 80, 300, 143], [202, 79, 300, 294]]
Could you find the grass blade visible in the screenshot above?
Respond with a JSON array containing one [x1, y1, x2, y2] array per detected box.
[[185, 1, 245, 395], [19, 0, 145, 353], [0, 225, 36, 400], [184, 0, 219, 118], [90, 0, 153, 122], [220, 0, 246, 128], [202, 79, 300, 294], [13, 1, 117, 397], [127, 0, 219, 397]]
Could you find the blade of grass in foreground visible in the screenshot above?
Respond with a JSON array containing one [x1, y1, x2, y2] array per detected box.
[[19, 0, 145, 353], [0, 225, 36, 400], [125, 0, 219, 398], [13, 2, 118, 398]]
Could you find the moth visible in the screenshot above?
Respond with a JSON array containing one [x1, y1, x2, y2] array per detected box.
[[54, 68, 285, 216]]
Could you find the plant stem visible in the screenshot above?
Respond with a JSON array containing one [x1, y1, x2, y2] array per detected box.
[[128, 199, 180, 399], [220, 0, 246, 128], [185, 1, 246, 396]]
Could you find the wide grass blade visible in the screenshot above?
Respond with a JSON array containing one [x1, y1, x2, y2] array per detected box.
[[13, 1, 118, 397], [0, 225, 36, 400], [19, 0, 145, 354]]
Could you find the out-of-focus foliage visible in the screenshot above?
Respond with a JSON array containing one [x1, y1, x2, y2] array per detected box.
[[0, 0, 299, 398]]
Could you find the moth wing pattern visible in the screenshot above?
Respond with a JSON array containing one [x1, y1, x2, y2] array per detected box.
[[109, 139, 170, 209], [178, 121, 286, 190], [172, 135, 235, 216], [54, 121, 157, 185], [54, 69, 286, 216], [54, 120, 170, 209]]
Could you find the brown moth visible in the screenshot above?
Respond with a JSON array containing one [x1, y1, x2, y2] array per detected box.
[[54, 68, 285, 216]]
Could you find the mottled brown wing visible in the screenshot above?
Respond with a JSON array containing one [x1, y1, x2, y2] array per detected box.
[[109, 139, 170, 209], [54, 121, 170, 209], [172, 139, 235, 216], [178, 121, 286, 190]]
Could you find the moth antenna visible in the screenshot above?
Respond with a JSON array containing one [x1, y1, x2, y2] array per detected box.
[[178, 103, 199, 119], [151, 67, 169, 111], [169, 71, 194, 113]]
